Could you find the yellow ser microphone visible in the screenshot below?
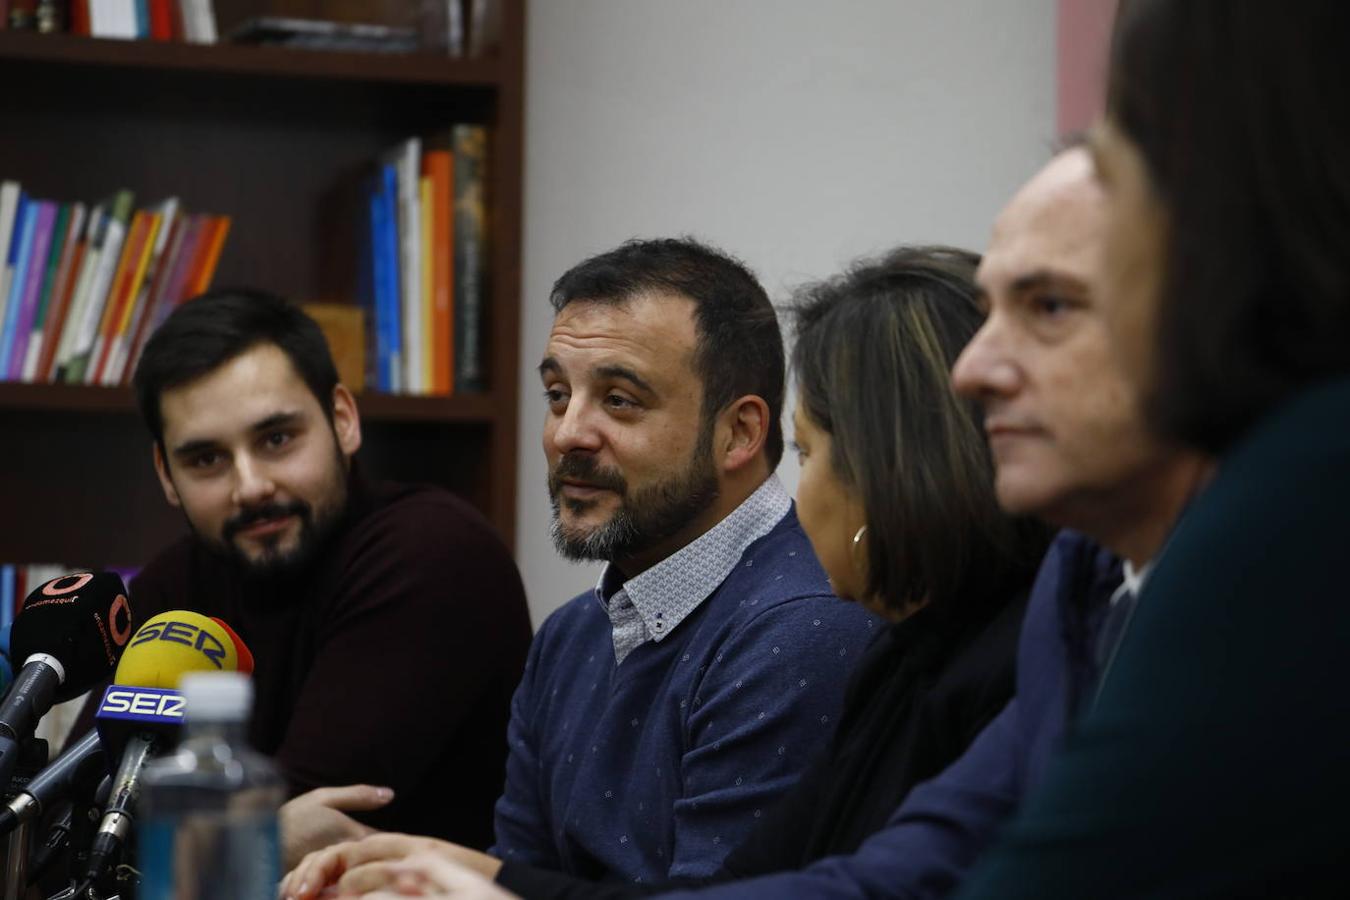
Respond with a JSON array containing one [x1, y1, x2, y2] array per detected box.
[[86, 611, 255, 886]]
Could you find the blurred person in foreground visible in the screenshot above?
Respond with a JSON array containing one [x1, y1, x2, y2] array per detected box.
[[955, 2, 1350, 897]]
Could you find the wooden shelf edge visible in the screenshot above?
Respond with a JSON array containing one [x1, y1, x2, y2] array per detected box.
[[0, 381, 137, 414], [0, 29, 501, 87], [0, 381, 500, 424]]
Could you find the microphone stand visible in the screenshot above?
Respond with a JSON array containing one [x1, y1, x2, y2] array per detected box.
[[0, 736, 48, 900]]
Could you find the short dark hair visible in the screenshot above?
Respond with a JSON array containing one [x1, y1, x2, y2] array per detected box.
[[1108, 0, 1350, 452], [134, 288, 339, 447], [549, 238, 785, 467], [791, 246, 1048, 620]]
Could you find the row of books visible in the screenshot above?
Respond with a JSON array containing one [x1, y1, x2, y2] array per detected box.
[[1, 0, 217, 42], [367, 125, 489, 396], [2, 1, 501, 58], [0, 183, 230, 387]]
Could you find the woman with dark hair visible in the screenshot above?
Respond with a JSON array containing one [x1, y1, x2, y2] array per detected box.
[[955, 2, 1350, 897], [279, 246, 1050, 899]]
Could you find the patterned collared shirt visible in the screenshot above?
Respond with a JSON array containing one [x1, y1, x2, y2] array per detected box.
[[595, 475, 793, 664]]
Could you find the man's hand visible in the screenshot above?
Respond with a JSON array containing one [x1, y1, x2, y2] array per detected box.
[[280, 832, 501, 900], [333, 850, 513, 898], [279, 784, 395, 871]]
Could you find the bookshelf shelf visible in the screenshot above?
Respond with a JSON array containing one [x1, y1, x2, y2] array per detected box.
[[0, 30, 502, 87], [0, 0, 524, 566], [0, 382, 502, 424]]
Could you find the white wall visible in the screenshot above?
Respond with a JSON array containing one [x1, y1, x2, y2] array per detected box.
[[517, 0, 1057, 625]]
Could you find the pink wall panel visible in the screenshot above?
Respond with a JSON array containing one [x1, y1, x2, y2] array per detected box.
[[1057, 0, 1118, 134]]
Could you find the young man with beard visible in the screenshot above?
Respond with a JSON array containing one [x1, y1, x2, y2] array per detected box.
[[69, 290, 532, 860]]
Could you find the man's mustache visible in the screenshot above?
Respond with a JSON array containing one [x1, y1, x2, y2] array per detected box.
[[549, 454, 628, 497], [223, 500, 310, 540]]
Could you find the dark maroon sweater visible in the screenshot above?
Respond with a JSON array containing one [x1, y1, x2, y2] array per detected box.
[[71, 467, 532, 849]]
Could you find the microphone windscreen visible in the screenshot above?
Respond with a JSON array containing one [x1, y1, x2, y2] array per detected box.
[[11, 573, 134, 701], [209, 617, 254, 675], [114, 611, 251, 688]]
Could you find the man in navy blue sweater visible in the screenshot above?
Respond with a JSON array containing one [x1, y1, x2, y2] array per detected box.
[[283, 239, 879, 899], [488, 238, 878, 887]]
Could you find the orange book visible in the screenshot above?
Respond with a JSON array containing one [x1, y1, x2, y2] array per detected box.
[[103, 210, 166, 384], [121, 213, 186, 384], [184, 216, 231, 299], [423, 149, 454, 395], [86, 210, 151, 385]]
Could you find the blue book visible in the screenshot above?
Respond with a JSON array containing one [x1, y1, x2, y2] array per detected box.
[[377, 164, 403, 393], [7, 201, 58, 381], [134, 0, 151, 38], [368, 189, 393, 392], [0, 564, 14, 635], [0, 200, 39, 378]]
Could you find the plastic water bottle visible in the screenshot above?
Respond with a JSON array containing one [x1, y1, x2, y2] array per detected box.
[[137, 672, 284, 900]]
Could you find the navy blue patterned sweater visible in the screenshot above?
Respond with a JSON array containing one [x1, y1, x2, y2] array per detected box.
[[491, 508, 881, 884]]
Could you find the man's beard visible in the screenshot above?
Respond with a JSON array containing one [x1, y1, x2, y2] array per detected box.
[[194, 448, 350, 584], [548, 424, 720, 563]]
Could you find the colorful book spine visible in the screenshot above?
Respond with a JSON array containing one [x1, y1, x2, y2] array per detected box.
[[107, 199, 177, 384], [34, 203, 89, 383], [86, 209, 151, 385], [452, 125, 488, 393], [375, 165, 403, 393], [20, 202, 74, 382], [90, 0, 138, 39], [134, 0, 150, 38], [51, 203, 107, 381], [69, 0, 90, 36], [146, 213, 203, 335], [424, 150, 455, 395], [0, 200, 39, 378], [6, 201, 58, 381], [419, 174, 435, 394], [65, 190, 134, 384], [122, 208, 185, 382], [96, 211, 161, 385], [178, 0, 216, 44], [385, 138, 423, 395], [148, 0, 172, 40], [0, 182, 22, 331], [0, 564, 14, 635], [365, 188, 388, 392], [182, 215, 229, 299]]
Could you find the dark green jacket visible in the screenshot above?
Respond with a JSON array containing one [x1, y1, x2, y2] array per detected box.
[[958, 376, 1350, 899]]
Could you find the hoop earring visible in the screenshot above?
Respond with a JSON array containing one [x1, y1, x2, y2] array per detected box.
[[851, 525, 869, 582], [852, 525, 867, 547]]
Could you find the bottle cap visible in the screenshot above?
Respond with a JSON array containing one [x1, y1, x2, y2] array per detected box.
[[181, 671, 253, 721]]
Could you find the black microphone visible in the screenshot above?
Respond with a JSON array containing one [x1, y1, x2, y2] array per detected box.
[[0, 572, 133, 786], [0, 728, 105, 836]]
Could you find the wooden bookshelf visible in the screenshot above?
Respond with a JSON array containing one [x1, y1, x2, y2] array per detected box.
[[0, 1, 524, 568]]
